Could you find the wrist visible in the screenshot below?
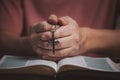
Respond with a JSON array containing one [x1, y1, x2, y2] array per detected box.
[[78, 27, 100, 54], [78, 27, 90, 53], [81, 28, 117, 56], [81, 28, 100, 53], [18, 36, 37, 56]]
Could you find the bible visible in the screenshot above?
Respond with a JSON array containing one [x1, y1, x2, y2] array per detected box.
[[0, 55, 120, 80]]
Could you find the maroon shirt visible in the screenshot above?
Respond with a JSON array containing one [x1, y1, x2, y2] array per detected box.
[[0, 0, 118, 36]]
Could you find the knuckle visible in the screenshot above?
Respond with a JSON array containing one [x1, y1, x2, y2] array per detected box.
[[40, 34, 47, 40], [38, 41, 52, 50], [39, 22, 47, 31], [56, 43, 62, 49], [40, 21, 51, 31], [32, 23, 42, 33], [43, 42, 51, 49], [40, 32, 51, 40], [56, 30, 63, 38], [35, 47, 42, 55], [32, 21, 49, 32]]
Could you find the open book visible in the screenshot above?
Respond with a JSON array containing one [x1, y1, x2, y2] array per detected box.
[[0, 55, 120, 76]]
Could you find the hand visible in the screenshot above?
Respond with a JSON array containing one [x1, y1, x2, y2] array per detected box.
[[29, 25, 51, 56], [29, 15, 58, 57], [42, 16, 87, 61]]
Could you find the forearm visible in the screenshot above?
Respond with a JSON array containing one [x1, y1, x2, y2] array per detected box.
[[83, 28, 120, 57], [0, 31, 36, 56]]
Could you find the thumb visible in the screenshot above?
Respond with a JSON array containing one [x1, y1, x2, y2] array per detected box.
[[58, 16, 74, 26], [47, 14, 58, 25]]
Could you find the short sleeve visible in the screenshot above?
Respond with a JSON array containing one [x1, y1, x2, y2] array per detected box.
[[0, 0, 23, 35]]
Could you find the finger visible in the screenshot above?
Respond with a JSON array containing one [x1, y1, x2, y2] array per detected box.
[[30, 32, 51, 45], [35, 47, 53, 55], [38, 31, 52, 40], [30, 21, 52, 33], [58, 16, 75, 26], [54, 47, 73, 58], [58, 16, 69, 26], [42, 55, 62, 61], [44, 47, 73, 59], [54, 36, 73, 49], [37, 27, 71, 40], [42, 53, 63, 61], [54, 26, 71, 38], [37, 40, 52, 50], [54, 16, 76, 38], [38, 47, 69, 61], [37, 36, 72, 50], [48, 14, 58, 25]]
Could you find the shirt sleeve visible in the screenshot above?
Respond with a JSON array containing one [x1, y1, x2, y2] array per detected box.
[[0, 0, 23, 35]]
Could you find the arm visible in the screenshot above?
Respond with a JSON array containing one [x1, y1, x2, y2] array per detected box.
[[0, 0, 36, 56], [80, 27, 120, 57], [0, 31, 36, 56]]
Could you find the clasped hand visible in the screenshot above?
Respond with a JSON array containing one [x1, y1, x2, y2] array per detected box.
[[30, 15, 86, 61]]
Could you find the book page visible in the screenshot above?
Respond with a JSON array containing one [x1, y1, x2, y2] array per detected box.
[[117, 63, 120, 69], [0, 55, 57, 71], [57, 56, 120, 72], [26, 57, 57, 71], [57, 56, 87, 71], [83, 57, 120, 72], [107, 59, 120, 71], [0, 55, 29, 68]]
